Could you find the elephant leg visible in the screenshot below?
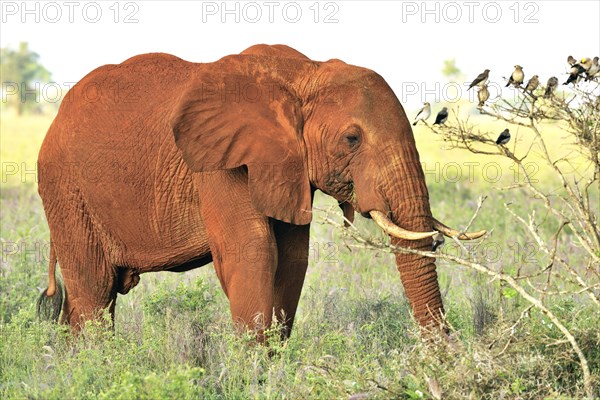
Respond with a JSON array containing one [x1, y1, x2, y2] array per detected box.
[[198, 170, 278, 342], [57, 243, 117, 329], [50, 206, 117, 330], [273, 221, 310, 339]]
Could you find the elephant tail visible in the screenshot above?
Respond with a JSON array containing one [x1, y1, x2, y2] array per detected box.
[[37, 243, 63, 322]]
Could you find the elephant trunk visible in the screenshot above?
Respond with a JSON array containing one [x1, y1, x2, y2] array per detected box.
[[380, 154, 446, 331], [392, 230, 445, 330]]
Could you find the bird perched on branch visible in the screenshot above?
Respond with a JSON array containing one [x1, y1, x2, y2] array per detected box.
[[544, 76, 558, 98], [433, 107, 448, 125], [477, 84, 490, 107], [468, 69, 490, 90], [564, 58, 591, 85], [506, 65, 524, 87], [496, 129, 510, 145], [585, 56, 599, 80], [524, 75, 539, 93], [564, 64, 583, 85], [412, 102, 431, 126], [432, 232, 444, 251], [581, 58, 593, 72]]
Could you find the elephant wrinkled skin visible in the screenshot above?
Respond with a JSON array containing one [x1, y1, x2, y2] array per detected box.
[[37, 44, 482, 339]]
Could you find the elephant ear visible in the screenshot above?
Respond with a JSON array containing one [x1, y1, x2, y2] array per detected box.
[[172, 62, 312, 225]]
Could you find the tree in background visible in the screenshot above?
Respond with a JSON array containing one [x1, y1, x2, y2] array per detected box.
[[1, 42, 51, 115], [441, 58, 464, 82]]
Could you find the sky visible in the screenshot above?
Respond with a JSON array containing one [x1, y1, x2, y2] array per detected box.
[[1, 0, 599, 110]]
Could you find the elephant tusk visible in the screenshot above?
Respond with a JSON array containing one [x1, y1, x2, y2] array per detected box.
[[432, 218, 487, 240], [369, 211, 438, 240]]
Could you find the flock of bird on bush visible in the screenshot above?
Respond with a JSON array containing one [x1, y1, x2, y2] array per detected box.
[[412, 55, 600, 146]]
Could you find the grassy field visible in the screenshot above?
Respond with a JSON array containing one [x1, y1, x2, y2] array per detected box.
[[1, 110, 598, 399]]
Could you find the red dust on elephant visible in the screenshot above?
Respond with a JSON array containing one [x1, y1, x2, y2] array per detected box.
[[37, 44, 485, 340]]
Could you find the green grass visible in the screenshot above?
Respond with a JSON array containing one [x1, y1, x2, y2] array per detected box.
[[0, 110, 49, 188], [1, 111, 598, 399]]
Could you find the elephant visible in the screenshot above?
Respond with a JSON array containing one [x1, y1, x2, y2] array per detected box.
[[36, 44, 485, 339]]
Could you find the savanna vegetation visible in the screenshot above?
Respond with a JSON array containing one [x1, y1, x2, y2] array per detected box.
[[1, 56, 598, 398]]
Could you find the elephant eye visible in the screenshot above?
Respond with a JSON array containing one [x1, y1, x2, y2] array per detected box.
[[342, 126, 362, 150]]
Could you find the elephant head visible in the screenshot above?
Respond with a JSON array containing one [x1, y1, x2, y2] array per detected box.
[[173, 44, 485, 330]]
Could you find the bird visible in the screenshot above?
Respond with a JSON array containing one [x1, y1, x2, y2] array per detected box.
[[506, 65, 524, 87], [580, 57, 593, 72], [431, 231, 444, 251], [564, 58, 591, 85], [567, 55, 577, 66], [496, 128, 510, 145], [563, 70, 580, 85], [524, 75, 539, 93], [585, 56, 599, 80], [468, 69, 490, 90], [412, 102, 431, 126], [544, 76, 558, 98], [433, 107, 448, 125], [477, 84, 489, 107]]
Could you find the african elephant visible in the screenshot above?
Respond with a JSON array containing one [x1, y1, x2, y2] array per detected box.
[[37, 44, 484, 339]]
